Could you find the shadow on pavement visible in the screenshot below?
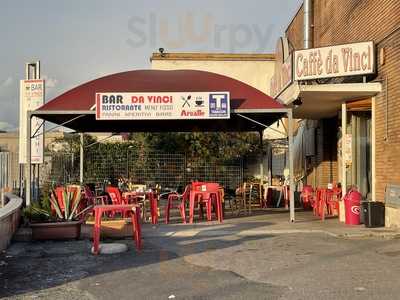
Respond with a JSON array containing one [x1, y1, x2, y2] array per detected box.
[[0, 219, 276, 298]]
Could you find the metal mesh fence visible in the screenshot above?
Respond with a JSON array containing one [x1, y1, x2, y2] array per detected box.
[[42, 150, 243, 191], [85, 150, 186, 190], [6, 144, 287, 196], [186, 160, 242, 191], [41, 152, 79, 186]]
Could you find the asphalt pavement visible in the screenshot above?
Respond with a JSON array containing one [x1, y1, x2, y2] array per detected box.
[[2, 212, 400, 299]]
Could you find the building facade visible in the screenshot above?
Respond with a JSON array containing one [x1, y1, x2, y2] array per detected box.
[[151, 52, 290, 181], [151, 53, 275, 95], [279, 0, 400, 226]]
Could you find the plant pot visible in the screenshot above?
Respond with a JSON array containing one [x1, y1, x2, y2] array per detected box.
[[30, 220, 83, 240]]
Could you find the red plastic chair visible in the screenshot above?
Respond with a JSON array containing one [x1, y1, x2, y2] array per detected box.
[[326, 187, 341, 216], [323, 189, 332, 219], [316, 188, 333, 221], [83, 186, 108, 206], [83, 186, 108, 217], [123, 190, 157, 224], [190, 182, 223, 223], [301, 185, 314, 210], [106, 186, 124, 205], [106, 186, 158, 223], [312, 188, 322, 217], [105, 186, 127, 217], [190, 181, 208, 219], [165, 185, 190, 224]]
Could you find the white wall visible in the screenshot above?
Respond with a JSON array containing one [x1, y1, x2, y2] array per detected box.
[[152, 59, 274, 95]]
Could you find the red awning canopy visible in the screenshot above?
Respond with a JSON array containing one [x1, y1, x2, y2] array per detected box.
[[34, 69, 287, 132], [27, 69, 296, 222]]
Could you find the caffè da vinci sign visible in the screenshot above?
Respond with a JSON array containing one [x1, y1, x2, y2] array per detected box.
[[294, 41, 375, 81]]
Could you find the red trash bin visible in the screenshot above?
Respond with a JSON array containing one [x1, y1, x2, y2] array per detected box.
[[344, 190, 362, 225]]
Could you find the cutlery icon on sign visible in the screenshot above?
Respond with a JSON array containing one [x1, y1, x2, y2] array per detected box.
[[181, 95, 191, 107]]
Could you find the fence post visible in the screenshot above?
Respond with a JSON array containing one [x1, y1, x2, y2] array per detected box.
[[240, 157, 244, 188], [80, 133, 84, 185], [184, 153, 187, 185]]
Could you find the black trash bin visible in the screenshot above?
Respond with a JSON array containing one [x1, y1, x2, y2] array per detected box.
[[361, 202, 385, 228], [359, 201, 368, 224]]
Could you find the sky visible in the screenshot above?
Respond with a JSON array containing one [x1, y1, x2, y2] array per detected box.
[[0, 0, 302, 131]]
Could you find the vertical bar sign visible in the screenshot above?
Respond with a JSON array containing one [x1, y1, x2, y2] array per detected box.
[[19, 80, 45, 164]]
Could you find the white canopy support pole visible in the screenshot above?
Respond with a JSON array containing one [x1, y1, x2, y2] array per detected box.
[[340, 103, 347, 222], [26, 111, 32, 206], [259, 131, 264, 203], [288, 109, 295, 222], [341, 103, 347, 194], [80, 133, 84, 185], [268, 144, 272, 185]]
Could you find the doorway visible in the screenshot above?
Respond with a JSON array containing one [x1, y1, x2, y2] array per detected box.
[[346, 110, 372, 199]]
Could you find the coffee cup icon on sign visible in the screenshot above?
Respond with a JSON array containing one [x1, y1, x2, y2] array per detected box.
[[195, 96, 204, 107], [181, 95, 191, 107]]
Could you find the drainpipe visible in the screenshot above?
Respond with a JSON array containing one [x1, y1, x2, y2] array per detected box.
[[303, 0, 313, 187], [304, 0, 312, 49]]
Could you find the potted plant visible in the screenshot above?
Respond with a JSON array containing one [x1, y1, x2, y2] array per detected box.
[[26, 185, 92, 240]]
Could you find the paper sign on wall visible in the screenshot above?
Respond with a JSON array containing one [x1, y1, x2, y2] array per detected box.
[[344, 133, 352, 165]]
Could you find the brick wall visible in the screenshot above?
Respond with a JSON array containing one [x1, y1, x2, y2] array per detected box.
[[374, 30, 400, 201], [314, 0, 400, 200], [314, 0, 400, 47], [286, 6, 304, 50], [286, 0, 400, 200], [304, 118, 338, 188], [320, 118, 339, 186]]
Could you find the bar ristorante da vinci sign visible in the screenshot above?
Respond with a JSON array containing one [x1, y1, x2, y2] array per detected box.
[[294, 41, 375, 81], [96, 92, 230, 120]]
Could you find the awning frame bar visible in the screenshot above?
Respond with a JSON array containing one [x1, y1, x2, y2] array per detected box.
[[236, 113, 286, 137]]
